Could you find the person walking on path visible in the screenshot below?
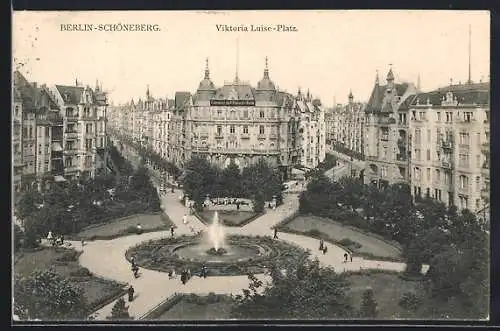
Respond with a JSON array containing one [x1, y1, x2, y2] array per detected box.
[[322, 245, 328, 255], [319, 239, 324, 251], [181, 270, 187, 285], [127, 286, 135, 302], [350, 254, 353, 262], [273, 228, 278, 240], [343, 253, 348, 263], [170, 226, 175, 237]]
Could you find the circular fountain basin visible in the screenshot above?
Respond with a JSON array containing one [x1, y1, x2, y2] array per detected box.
[[126, 234, 308, 276], [173, 242, 261, 263]]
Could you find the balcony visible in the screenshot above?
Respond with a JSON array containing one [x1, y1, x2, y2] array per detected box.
[[440, 140, 453, 149], [257, 134, 266, 140], [396, 154, 407, 162], [241, 133, 250, 139], [441, 161, 453, 169], [269, 133, 278, 140], [215, 134, 224, 140], [64, 148, 78, 155]]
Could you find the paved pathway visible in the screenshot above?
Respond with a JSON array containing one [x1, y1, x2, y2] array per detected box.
[[75, 156, 426, 320]]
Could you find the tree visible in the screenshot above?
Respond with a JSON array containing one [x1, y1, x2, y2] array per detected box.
[[231, 257, 354, 319], [14, 224, 23, 252], [14, 269, 87, 320], [182, 156, 218, 207], [220, 160, 242, 197], [16, 190, 42, 221], [337, 176, 364, 210], [107, 297, 131, 320], [359, 288, 378, 318]]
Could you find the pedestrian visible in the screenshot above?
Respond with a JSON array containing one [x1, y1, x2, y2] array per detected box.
[[350, 254, 353, 262], [171, 187, 175, 193], [136, 223, 143, 235], [182, 214, 188, 225], [170, 226, 175, 237], [181, 270, 187, 285], [273, 228, 278, 239], [323, 245, 328, 254], [60, 235, 64, 245], [202, 265, 207, 278], [319, 239, 324, 251], [81, 238, 85, 247], [344, 253, 348, 263], [128, 285, 135, 302]]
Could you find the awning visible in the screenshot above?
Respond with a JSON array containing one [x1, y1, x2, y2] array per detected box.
[[54, 175, 67, 182], [52, 142, 63, 152]]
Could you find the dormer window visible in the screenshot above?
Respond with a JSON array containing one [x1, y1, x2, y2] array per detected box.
[[64, 92, 71, 102]]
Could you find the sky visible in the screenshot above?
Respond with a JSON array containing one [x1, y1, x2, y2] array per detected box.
[[13, 10, 490, 107]]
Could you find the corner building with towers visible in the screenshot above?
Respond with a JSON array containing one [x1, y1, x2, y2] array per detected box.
[[166, 58, 326, 180]]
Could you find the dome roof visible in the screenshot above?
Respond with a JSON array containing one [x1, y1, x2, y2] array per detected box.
[[257, 77, 276, 90], [198, 58, 216, 91], [257, 57, 276, 91], [198, 79, 215, 90]]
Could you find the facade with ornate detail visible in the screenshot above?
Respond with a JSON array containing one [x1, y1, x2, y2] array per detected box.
[[170, 58, 325, 178], [364, 67, 418, 189], [408, 80, 490, 213], [325, 91, 366, 156], [109, 58, 326, 178], [12, 71, 108, 192]]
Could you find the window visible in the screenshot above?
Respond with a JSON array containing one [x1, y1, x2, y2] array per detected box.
[[459, 175, 469, 189], [15, 105, 19, 117], [85, 139, 93, 150], [427, 129, 431, 142], [437, 112, 441, 122], [435, 169, 441, 182], [259, 110, 265, 119], [217, 126, 222, 136], [217, 110, 222, 117], [243, 125, 248, 134], [426, 149, 431, 161], [459, 132, 470, 145], [29, 127, 33, 138], [446, 112, 453, 123], [414, 129, 421, 144], [230, 110, 236, 119], [243, 110, 249, 118], [414, 149, 421, 160], [426, 168, 431, 181], [381, 166, 387, 178], [476, 154, 481, 167], [444, 171, 451, 185], [23, 127, 28, 137], [419, 112, 426, 121], [383, 147, 388, 159], [230, 125, 235, 134], [381, 127, 389, 141], [38, 144, 42, 155], [464, 112, 473, 122], [259, 125, 265, 134], [414, 167, 421, 180], [459, 153, 469, 168], [65, 157, 73, 167]]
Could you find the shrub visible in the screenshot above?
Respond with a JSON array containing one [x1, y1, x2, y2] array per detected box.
[[107, 297, 131, 320], [338, 238, 362, 250], [206, 292, 220, 304], [399, 292, 422, 311], [126, 226, 138, 234], [70, 267, 92, 277], [360, 288, 378, 318], [306, 229, 322, 238], [56, 250, 80, 262]]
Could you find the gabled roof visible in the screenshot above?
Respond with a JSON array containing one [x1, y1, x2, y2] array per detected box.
[[175, 92, 191, 109], [55, 85, 86, 105], [410, 82, 490, 107], [365, 83, 412, 113], [214, 83, 255, 100]]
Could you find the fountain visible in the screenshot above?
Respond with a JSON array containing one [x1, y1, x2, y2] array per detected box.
[[206, 211, 227, 255]]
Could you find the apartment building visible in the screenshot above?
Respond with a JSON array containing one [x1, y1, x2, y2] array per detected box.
[[326, 91, 366, 156], [12, 71, 108, 192], [364, 67, 418, 188], [409, 80, 490, 213]]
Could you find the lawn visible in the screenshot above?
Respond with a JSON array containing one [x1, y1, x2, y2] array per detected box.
[[198, 210, 259, 227], [14, 247, 125, 314], [76, 212, 174, 240], [282, 215, 402, 260], [152, 294, 234, 320], [347, 272, 423, 319]]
